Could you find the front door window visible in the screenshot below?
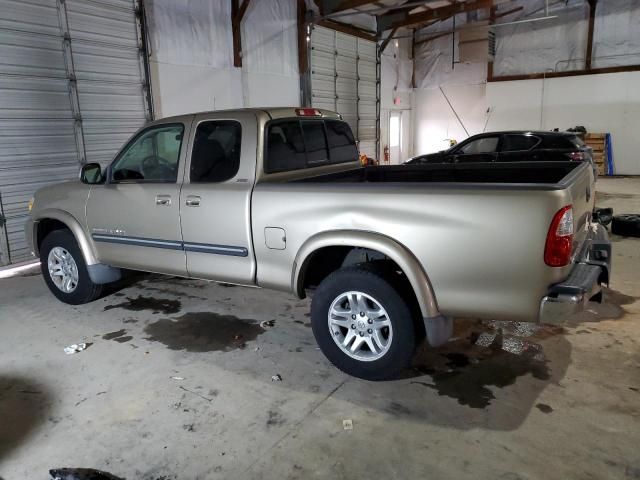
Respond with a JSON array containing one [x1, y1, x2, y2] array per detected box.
[[111, 124, 184, 183]]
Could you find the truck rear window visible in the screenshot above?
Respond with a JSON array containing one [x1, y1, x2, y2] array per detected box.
[[265, 119, 358, 173]]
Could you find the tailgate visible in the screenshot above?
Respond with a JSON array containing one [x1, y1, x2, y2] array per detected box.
[[564, 163, 595, 258]]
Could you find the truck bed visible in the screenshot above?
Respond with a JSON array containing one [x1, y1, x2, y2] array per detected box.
[[295, 161, 580, 186]]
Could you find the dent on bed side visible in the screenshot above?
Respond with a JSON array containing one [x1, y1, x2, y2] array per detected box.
[[292, 230, 441, 319]]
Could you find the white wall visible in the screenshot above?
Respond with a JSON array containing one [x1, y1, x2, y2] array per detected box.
[[486, 71, 640, 175], [146, 0, 299, 119], [413, 83, 488, 156]]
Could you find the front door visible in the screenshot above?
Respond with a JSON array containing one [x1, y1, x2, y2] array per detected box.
[[86, 120, 192, 275], [179, 112, 257, 284]]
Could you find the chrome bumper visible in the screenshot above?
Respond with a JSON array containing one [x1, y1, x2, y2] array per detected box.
[[539, 223, 611, 325]]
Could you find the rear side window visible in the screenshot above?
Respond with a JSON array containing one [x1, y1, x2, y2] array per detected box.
[[265, 119, 357, 173], [458, 136, 499, 154], [190, 121, 241, 182], [542, 135, 581, 149], [501, 134, 540, 152], [326, 120, 358, 163]]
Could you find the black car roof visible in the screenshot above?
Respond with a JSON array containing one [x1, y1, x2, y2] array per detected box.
[[471, 130, 577, 137]]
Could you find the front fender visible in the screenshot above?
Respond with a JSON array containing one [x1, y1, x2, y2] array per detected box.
[[293, 230, 440, 319], [32, 208, 98, 266]]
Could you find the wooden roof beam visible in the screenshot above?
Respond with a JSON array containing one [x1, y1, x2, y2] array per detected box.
[[377, 0, 496, 33]]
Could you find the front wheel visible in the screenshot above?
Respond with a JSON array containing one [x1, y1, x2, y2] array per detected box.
[[310, 267, 417, 380], [40, 229, 103, 305]]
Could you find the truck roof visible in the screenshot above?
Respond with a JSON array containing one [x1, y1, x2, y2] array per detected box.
[[155, 107, 343, 123]]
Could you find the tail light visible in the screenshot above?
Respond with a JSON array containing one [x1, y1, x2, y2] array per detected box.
[[566, 151, 585, 161], [545, 205, 574, 266]]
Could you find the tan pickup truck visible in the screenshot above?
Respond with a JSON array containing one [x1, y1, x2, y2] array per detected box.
[[26, 108, 611, 380]]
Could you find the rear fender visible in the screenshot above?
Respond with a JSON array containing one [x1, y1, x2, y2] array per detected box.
[[293, 230, 440, 319]]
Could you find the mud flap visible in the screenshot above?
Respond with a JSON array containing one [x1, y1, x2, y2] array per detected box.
[[424, 314, 453, 347]]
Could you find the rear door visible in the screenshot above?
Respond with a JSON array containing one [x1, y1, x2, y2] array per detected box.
[[498, 134, 541, 162], [449, 135, 499, 163], [179, 112, 258, 284]]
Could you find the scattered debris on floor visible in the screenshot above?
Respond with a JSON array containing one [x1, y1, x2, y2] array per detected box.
[[49, 468, 124, 480], [170, 376, 185, 381], [342, 419, 353, 430], [63, 343, 88, 355], [260, 319, 276, 329], [536, 403, 554, 414], [271, 374, 282, 382]]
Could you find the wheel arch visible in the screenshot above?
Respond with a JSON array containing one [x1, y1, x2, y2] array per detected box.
[[33, 209, 98, 266], [292, 230, 440, 319]]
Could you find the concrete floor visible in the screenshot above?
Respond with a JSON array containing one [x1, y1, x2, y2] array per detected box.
[[1, 177, 639, 480]]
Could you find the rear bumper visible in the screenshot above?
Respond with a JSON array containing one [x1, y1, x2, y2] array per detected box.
[[539, 223, 611, 325]]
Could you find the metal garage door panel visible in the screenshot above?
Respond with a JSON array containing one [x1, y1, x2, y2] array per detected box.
[[358, 59, 376, 82], [311, 97, 335, 111], [311, 48, 334, 77], [77, 82, 145, 120], [0, 30, 66, 78], [358, 117, 377, 141], [0, 76, 73, 120], [0, 119, 78, 170], [336, 55, 357, 79], [336, 33, 357, 58], [357, 38, 376, 61], [311, 26, 334, 54], [310, 72, 335, 99], [65, 0, 138, 48], [358, 79, 377, 101], [71, 41, 143, 83], [336, 77, 357, 101], [359, 100, 377, 141], [0, 0, 60, 36]]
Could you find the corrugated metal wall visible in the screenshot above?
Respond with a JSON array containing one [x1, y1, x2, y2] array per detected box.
[[310, 25, 380, 160], [0, 0, 151, 265]]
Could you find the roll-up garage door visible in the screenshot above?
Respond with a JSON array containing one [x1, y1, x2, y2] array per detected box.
[[310, 25, 380, 161], [0, 0, 151, 266]]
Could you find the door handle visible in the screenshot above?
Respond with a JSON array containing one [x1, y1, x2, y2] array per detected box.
[[155, 195, 171, 206], [185, 195, 201, 207]]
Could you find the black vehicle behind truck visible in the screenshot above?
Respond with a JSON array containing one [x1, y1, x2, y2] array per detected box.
[[406, 131, 593, 167]]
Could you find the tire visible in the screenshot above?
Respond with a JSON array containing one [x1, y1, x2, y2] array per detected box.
[[611, 214, 640, 237], [40, 229, 103, 304], [310, 266, 417, 381]]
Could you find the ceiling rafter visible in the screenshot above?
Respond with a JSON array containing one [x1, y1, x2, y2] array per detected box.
[[377, 0, 497, 33]]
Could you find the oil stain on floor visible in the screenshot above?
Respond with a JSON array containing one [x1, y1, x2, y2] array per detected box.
[[144, 312, 265, 352], [104, 295, 181, 315], [411, 349, 550, 409]]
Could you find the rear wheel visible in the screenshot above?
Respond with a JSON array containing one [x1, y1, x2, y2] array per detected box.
[[311, 267, 417, 380], [40, 230, 102, 304]]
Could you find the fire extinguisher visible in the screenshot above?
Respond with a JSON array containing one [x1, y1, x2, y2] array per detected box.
[[383, 145, 390, 164]]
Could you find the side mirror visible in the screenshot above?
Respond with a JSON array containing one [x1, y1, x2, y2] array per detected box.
[[80, 163, 104, 184]]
